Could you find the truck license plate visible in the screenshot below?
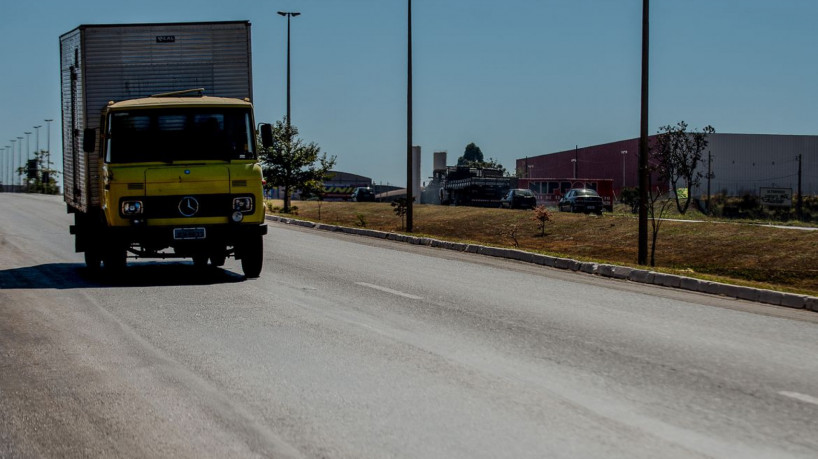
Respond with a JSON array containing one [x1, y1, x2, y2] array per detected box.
[[173, 227, 206, 240]]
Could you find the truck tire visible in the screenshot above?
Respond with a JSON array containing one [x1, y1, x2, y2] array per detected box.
[[193, 253, 209, 269], [102, 246, 127, 272], [240, 235, 263, 278], [84, 249, 102, 271], [209, 246, 227, 267]]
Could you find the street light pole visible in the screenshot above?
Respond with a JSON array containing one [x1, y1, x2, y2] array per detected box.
[[24, 131, 32, 188], [571, 158, 577, 179], [17, 137, 23, 188], [9, 140, 16, 189], [3, 146, 8, 188], [45, 119, 54, 176], [621, 150, 628, 188], [34, 125, 42, 155], [277, 11, 300, 126]]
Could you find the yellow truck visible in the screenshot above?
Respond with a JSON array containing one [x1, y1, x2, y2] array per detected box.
[[60, 22, 269, 277]]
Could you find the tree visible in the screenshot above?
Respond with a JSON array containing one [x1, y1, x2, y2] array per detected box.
[[259, 119, 336, 213], [532, 205, 553, 237], [653, 121, 715, 214], [457, 142, 484, 166], [456, 142, 507, 175], [391, 198, 408, 230], [647, 186, 674, 267]]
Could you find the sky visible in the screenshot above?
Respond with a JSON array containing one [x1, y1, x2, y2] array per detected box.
[[1, 0, 816, 188]]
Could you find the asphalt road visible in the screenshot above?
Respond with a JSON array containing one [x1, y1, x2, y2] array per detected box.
[[2, 193, 818, 458]]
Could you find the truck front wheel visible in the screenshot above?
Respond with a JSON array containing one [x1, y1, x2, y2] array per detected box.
[[102, 246, 127, 272], [84, 249, 102, 271], [239, 235, 263, 278]]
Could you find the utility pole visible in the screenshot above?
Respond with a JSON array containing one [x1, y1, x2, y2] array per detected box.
[[406, 0, 414, 232], [796, 153, 803, 220], [706, 150, 712, 215], [637, 0, 650, 266]]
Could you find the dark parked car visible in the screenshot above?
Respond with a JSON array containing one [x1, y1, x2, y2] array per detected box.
[[351, 187, 376, 202], [558, 188, 604, 214], [501, 189, 537, 209]]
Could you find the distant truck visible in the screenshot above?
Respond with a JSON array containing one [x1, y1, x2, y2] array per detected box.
[[438, 166, 512, 207], [60, 21, 271, 277]]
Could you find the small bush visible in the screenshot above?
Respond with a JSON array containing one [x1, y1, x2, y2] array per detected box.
[[532, 205, 553, 237], [355, 214, 367, 227]]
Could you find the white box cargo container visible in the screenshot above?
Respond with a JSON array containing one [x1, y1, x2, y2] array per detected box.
[[60, 21, 253, 213]]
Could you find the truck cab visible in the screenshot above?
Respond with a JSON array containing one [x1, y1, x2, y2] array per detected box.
[[75, 90, 268, 277]]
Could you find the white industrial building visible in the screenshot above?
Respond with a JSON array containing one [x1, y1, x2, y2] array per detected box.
[[518, 133, 816, 198], [691, 134, 816, 197]]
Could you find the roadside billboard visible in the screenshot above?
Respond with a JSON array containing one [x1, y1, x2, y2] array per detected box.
[[759, 187, 792, 207]]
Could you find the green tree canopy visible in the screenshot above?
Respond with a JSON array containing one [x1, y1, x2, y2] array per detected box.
[[457, 142, 484, 166], [456, 142, 506, 174], [260, 119, 336, 212]]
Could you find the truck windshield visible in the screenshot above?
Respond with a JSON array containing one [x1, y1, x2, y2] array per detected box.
[[106, 108, 255, 163]]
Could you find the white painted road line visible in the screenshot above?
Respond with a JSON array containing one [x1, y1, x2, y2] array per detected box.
[[355, 282, 424, 301], [779, 391, 818, 406]]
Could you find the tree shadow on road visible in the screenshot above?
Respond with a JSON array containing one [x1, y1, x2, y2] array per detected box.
[[0, 262, 246, 290]]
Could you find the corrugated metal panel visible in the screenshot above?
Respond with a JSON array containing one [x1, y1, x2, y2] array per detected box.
[[691, 134, 818, 196], [520, 134, 817, 198], [60, 28, 86, 211], [60, 21, 252, 212]]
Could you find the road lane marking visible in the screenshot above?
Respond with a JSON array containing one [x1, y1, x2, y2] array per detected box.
[[779, 391, 818, 406], [356, 282, 423, 301]]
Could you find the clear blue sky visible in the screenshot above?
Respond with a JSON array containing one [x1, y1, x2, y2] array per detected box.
[[1, 0, 816, 187]]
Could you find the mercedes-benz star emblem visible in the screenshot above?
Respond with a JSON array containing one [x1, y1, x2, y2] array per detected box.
[[178, 196, 200, 217]]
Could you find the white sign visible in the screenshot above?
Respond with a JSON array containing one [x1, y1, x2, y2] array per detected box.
[[759, 187, 792, 207]]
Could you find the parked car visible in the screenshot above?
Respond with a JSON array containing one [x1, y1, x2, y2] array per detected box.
[[500, 189, 537, 209], [558, 188, 604, 214], [351, 187, 376, 202]]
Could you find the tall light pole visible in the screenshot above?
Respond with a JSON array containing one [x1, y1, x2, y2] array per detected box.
[[571, 158, 577, 179], [3, 146, 8, 188], [24, 131, 32, 161], [24, 131, 32, 188], [17, 136, 23, 187], [34, 125, 42, 155], [9, 140, 16, 189], [621, 150, 628, 188], [45, 119, 54, 176], [277, 11, 300, 126], [406, 0, 413, 232]]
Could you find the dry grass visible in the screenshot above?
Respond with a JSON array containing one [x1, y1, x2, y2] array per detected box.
[[268, 200, 818, 296]]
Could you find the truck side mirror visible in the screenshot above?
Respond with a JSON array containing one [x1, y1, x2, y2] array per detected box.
[[82, 128, 96, 153], [260, 124, 273, 149]]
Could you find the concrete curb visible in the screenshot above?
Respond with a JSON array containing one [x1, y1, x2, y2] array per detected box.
[[266, 215, 817, 311]]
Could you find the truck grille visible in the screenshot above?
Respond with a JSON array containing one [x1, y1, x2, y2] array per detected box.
[[141, 194, 234, 219]]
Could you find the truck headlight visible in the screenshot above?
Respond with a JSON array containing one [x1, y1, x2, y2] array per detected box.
[[231, 211, 244, 223], [233, 197, 253, 213], [121, 200, 144, 216]]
